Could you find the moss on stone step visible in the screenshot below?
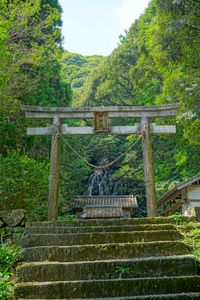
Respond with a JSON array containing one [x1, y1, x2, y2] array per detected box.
[[17, 256, 197, 283], [21, 241, 190, 262], [21, 230, 180, 247], [16, 217, 200, 299], [25, 224, 176, 235], [26, 217, 175, 228], [15, 276, 200, 299], [16, 295, 200, 300]]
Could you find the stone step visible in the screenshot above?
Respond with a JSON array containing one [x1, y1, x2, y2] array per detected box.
[[17, 294, 200, 300], [22, 241, 190, 262], [26, 217, 174, 228], [17, 256, 197, 283], [15, 276, 200, 299], [68, 294, 200, 300], [25, 224, 176, 234], [21, 230, 180, 247]]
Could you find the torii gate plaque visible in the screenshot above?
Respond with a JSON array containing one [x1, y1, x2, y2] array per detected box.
[[21, 103, 180, 220]]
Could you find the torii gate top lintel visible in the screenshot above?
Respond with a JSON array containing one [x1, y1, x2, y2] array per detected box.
[[21, 103, 180, 119], [21, 103, 180, 136], [21, 103, 180, 221]]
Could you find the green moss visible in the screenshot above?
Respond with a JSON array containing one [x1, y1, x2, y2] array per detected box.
[[57, 214, 76, 221], [170, 214, 200, 261], [15, 276, 200, 298]]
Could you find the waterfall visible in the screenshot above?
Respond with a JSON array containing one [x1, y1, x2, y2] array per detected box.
[[86, 169, 113, 196]]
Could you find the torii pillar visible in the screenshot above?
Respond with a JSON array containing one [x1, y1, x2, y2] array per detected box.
[[141, 117, 157, 217], [48, 117, 61, 221]]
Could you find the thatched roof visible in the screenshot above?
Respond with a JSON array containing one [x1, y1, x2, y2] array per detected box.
[[72, 195, 138, 209]]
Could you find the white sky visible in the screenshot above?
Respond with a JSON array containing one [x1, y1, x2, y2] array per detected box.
[[59, 0, 151, 56]]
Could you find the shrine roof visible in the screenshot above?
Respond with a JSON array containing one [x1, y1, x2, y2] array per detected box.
[[72, 195, 137, 209], [158, 174, 200, 207]]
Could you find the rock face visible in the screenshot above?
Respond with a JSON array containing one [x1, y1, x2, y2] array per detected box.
[[0, 209, 26, 226], [15, 217, 200, 299], [186, 207, 200, 220]]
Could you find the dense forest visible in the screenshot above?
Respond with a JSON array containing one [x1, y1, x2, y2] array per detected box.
[[0, 0, 200, 220]]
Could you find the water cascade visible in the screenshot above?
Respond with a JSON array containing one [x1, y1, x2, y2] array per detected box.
[[86, 169, 118, 196]]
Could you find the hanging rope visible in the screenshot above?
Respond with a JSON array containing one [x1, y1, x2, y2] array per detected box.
[[61, 133, 143, 171]]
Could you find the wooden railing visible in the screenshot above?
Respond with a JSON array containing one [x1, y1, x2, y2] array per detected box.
[[157, 191, 185, 216]]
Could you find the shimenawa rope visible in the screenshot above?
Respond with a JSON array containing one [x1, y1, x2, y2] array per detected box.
[[61, 133, 143, 171]]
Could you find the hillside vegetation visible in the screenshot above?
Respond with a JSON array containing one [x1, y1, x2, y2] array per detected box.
[[0, 0, 200, 219], [60, 0, 200, 212]]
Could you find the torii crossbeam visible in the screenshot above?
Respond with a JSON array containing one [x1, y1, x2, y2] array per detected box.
[[21, 103, 180, 220]]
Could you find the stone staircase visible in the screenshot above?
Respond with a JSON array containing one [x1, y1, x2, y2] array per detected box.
[[15, 217, 200, 299]]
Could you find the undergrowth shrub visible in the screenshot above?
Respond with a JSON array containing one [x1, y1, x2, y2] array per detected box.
[[0, 151, 49, 221], [171, 213, 200, 260], [0, 243, 21, 299]]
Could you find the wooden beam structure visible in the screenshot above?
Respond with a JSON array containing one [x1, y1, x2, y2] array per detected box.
[[27, 124, 177, 136], [21, 104, 180, 120], [21, 103, 180, 113], [22, 103, 180, 220]]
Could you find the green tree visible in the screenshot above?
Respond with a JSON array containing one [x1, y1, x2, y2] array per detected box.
[[0, 0, 72, 220], [74, 0, 200, 202], [0, 151, 49, 220]]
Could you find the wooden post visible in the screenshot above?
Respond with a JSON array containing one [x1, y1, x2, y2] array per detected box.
[[141, 117, 157, 217], [48, 116, 61, 221]]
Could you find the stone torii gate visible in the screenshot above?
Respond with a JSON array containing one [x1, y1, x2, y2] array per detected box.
[[21, 103, 180, 221]]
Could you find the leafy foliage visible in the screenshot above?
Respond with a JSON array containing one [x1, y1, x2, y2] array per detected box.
[[0, 151, 49, 220], [171, 214, 200, 260], [0, 243, 21, 300], [61, 51, 104, 89], [0, 0, 200, 221], [0, 0, 72, 153], [0, 0, 71, 109], [72, 0, 200, 205], [61, 52, 104, 105], [0, 0, 73, 221]]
